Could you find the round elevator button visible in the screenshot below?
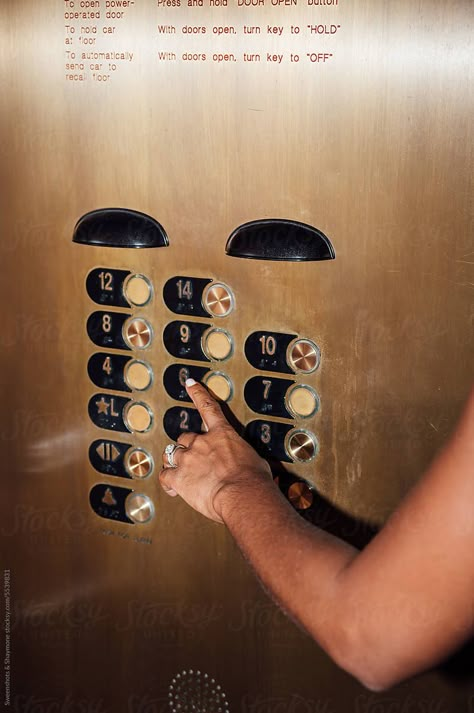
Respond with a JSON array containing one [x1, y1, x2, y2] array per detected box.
[[123, 274, 153, 307], [203, 372, 233, 402], [287, 339, 320, 374], [286, 384, 320, 419], [285, 429, 318, 463], [202, 283, 235, 317], [125, 493, 155, 524], [124, 360, 153, 391], [122, 317, 153, 350], [123, 402, 153, 433], [288, 481, 314, 510], [202, 328, 233, 361], [125, 448, 154, 479]]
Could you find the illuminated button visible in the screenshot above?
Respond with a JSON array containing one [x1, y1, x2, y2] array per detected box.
[[287, 339, 320, 374], [202, 283, 234, 317], [125, 493, 155, 524], [123, 402, 153, 433], [125, 447, 154, 479], [123, 273, 153, 307], [285, 429, 318, 463], [286, 384, 320, 419], [203, 372, 233, 402], [122, 317, 153, 350], [124, 360, 153, 391], [288, 481, 314, 510], [202, 328, 233, 361]]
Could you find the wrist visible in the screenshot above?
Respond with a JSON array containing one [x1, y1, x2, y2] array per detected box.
[[214, 469, 277, 524]]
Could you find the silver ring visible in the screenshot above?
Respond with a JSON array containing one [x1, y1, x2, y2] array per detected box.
[[164, 443, 186, 468]]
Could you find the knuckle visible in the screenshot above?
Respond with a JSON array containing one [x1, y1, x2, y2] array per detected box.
[[201, 399, 219, 411]]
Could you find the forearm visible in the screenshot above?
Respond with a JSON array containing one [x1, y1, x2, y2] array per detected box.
[[161, 380, 474, 691], [219, 392, 474, 692], [219, 475, 360, 673]]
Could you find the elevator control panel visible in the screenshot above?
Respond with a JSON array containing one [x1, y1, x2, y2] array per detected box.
[[78, 212, 334, 526]]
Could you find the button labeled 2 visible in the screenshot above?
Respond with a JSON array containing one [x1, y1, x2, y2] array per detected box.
[[163, 407, 203, 441]]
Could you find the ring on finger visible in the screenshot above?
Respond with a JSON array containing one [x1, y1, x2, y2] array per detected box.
[[164, 443, 186, 469]]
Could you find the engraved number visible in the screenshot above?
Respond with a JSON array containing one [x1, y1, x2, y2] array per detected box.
[[177, 279, 193, 300], [179, 410, 189, 430], [102, 356, 112, 376], [260, 423, 271, 445], [262, 379, 272, 400], [179, 367, 190, 387], [180, 324, 191, 343], [259, 335, 276, 356], [102, 314, 112, 333], [99, 271, 113, 292]]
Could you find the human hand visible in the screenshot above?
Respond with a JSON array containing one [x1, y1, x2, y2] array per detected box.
[[159, 379, 272, 524]]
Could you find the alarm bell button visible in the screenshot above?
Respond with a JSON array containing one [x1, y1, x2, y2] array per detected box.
[[203, 372, 233, 402], [125, 493, 155, 524], [285, 429, 318, 463], [287, 339, 320, 374], [122, 317, 153, 350], [202, 283, 235, 317], [125, 448, 154, 479], [286, 385, 320, 419], [124, 360, 153, 391], [288, 481, 314, 510], [202, 328, 233, 361], [123, 402, 153, 433], [123, 274, 153, 307]]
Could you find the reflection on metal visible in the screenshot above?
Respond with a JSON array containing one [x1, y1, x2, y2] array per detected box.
[[122, 317, 153, 350], [125, 448, 154, 479], [287, 339, 320, 374], [124, 493, 155, 524], [285, 429, 318, 463], [203, 283, 235, 317], [288, 481, 314, 510]]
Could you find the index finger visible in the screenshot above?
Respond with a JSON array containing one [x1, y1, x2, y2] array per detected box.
[[185, 379, 227, 431]]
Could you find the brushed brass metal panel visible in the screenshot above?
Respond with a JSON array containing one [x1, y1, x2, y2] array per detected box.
[[1, 0, 472, 709]]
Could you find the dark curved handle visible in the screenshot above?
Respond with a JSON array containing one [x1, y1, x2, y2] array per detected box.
[[226, 219, 335, 262], [73, 208, 169, 249]]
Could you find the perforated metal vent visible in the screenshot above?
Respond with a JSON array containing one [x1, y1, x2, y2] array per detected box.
[[168, 670, 229, 712]]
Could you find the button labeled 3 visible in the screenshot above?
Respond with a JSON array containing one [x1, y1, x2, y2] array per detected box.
[[285, 429, 319, 463]]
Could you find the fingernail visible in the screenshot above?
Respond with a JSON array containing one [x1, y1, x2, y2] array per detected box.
[[185, 378, 197, 387]]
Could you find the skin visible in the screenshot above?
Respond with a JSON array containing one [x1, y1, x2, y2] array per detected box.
[[159, 380, 474, 691]]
